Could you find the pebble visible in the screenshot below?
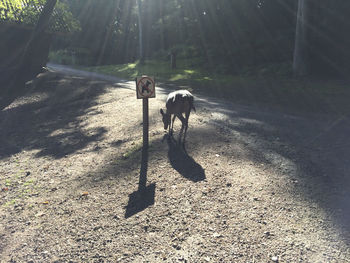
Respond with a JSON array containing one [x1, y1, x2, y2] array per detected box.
[[35, 212, 45, 217], [213, 232, 223, 238], [271, 256, 278, 262]]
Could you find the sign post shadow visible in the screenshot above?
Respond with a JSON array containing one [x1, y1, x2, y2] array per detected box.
[[125, 76, 156, 218]]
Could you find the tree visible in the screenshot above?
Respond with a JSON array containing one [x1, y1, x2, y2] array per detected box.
[[48, 0, 349, 76], [293, 0, 308, 76], [137, 0, 144, 64], [0, 0, 79, 33], [0, 0, 57, 110]]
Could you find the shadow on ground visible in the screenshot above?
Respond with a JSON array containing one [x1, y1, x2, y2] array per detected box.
[[85, 130, 210, 218], [2, 70, 349, 244], [166, 135, 205, 182], [0, 71, 116, 159], [122, 133, 205, 218], [196, 96, 350, 243], [125, 140, 156, 218]]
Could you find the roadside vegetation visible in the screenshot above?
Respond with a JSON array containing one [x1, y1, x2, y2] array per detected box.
[[61, 56, 350, 116], [44, 0, 350, 116]]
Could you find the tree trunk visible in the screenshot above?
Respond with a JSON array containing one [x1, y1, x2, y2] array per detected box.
[[137, 0, 144, 64], [170, 51, 176, 69], [0, 0, 57, 110], [20, 0, 57, 78], [159, 0, 165, 51], [293, 0, 308, 77]]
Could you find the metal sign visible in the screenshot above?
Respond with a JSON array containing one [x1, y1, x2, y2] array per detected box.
[[136, 76, 156, 99]]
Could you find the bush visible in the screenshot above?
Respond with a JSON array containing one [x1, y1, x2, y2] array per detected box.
[[49, 48, 93, 66], [241, 62, 293, 77]]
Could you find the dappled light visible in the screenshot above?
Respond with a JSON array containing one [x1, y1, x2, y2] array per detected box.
[[1, 0, 350, 262], [0, 71, 111, 159], [1, 68, 350, 261]]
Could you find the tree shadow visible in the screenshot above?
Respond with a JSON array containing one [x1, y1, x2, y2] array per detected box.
[[197, 95, 350, 242], [166, 135, 205, 182], [0, 71, 116, 160]]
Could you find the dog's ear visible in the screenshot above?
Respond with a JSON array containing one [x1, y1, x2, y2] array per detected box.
[[160, 108, 164, 115]]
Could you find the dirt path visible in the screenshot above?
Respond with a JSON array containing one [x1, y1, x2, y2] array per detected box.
[[1, 67, 349, 262]]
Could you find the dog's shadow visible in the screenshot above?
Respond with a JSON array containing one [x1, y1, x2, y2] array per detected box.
[[164, 135, 205, 182]]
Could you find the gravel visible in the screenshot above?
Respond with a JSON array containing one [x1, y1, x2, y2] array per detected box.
[[1, 70, 349, 262]]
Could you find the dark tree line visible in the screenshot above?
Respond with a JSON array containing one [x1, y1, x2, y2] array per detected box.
[[2, 0, 350, 76], [1, 0, 349, 110], [306, 1, 350, 76], [51, 0, 349, 76]]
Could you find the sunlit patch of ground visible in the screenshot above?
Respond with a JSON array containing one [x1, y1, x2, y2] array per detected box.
[[0, 70, 349, 262]]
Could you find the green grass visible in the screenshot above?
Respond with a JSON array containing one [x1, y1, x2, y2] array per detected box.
[[122, 141, 143, 160], [4, 199, 17, 207], [23, 179, 34, 186], [2, 175, 39, 208], [5, 179, 12, 186], [83, 58, 207, 83], [82, 59, 350, 115]]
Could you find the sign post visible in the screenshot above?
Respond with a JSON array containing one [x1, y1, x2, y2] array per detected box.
[[136, 76, 155, 190], [142, 98, 149, 148], [140, 97, 148, 189], [125, 76, 156, 218]]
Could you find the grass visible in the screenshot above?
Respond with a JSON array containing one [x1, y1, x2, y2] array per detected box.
[[5, 179, 12, 186], [80, 58, 350, 115], [122, 141, 143, 160], [2, 174, 39, 207], [83, 58, 207, 83]]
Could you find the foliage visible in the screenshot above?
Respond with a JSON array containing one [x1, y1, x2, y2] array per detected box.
[[49, 48, 92, 65], [0, 0, 80, 33], [83, 57, 350, 115], [46, 0, 350, 75], [0, 0, 22, 21]]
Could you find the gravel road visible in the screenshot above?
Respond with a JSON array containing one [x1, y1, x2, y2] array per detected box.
[[0, 65, 349, 262]]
